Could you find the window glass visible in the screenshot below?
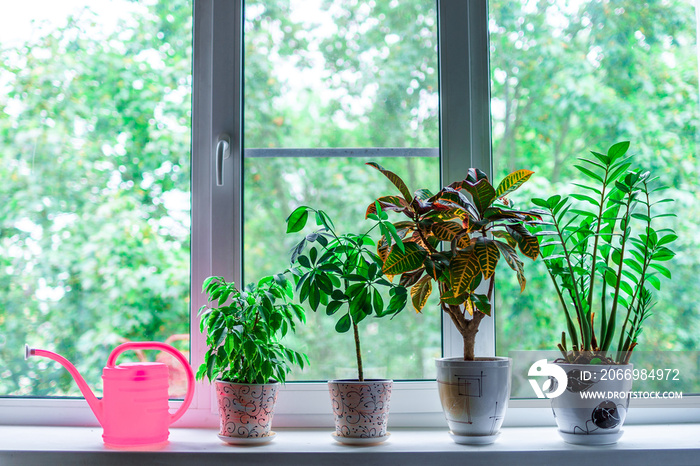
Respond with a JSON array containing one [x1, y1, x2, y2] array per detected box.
[[243, 0, 440, 380], [490, 0, 700, 359], [0, 0, 192, 397]]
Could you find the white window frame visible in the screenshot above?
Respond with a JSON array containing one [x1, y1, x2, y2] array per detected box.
[[1, 0, 697, 428]]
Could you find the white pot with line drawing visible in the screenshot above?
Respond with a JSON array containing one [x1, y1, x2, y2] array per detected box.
[[550, 363, 633, 445], [435, 357, 511, 445]]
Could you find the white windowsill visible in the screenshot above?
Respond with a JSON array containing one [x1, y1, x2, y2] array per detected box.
[[1, 424, 698, 466]]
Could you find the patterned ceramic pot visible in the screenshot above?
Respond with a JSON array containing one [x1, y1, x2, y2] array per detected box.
[[435, 357, 511, 445], [551, 363, 633, 445], [328, 379, 392, 439], [215, 380, 280, 438]]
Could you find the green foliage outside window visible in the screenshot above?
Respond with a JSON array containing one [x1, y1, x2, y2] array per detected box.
[[1, 0, 698, 395]]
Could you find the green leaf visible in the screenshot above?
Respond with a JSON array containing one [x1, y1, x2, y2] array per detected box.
[[652, 247, 675, 261], [547, 195, 562, 209], [590, 150, 609, 165], [646, 274, 661, 290], [385, 221, 406, 253], [608, 141, 630, 162], [326, 300, 343, 316], [335, 313, 351, 333], [574, 165, 603, 182], [372, 289, 384, 315], [532, 198, 549, 208], [286, 206, 310, 233], [657, 234, 678, 246], [385, 288, 408, 314], [297, 255, 311, 268], [649, 263, 671, 279], [309, 285, 321, 311], [570, 193, 600, 206]]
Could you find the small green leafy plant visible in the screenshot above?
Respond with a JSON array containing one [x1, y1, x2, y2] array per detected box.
[[532, 141, 677, 364], [366, 162, 541, 361], [196, 274, 309, 384], [285, 206, 408, 381]]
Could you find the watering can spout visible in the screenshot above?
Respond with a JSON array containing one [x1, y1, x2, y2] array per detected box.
[[25, 344, 104, 425]]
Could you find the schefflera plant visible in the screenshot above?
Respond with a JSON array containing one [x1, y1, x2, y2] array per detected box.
[[366, 162, 542, 361], [285, 206, 408, 381], [532, 141, 677, 364]]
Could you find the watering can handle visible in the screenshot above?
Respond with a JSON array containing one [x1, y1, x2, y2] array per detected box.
[[107, 341, 195, 425]]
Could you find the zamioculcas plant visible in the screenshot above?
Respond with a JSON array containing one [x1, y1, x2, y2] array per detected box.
[[531, 141, 677, 364], [366, 162, 542, 361], [285, 206, 407, 381]]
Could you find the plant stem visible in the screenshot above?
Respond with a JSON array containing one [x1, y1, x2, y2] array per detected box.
[[546, 265, 579, 349], [462, 311, 485, 361], [586, 161, 613, 315], [602, 194, 634, 352], [550, 206, 590, 349], [353, 322, 364, 381], [617, 180, 652, 355]]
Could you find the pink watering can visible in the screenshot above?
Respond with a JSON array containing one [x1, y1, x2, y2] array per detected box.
[[25, 341, 194, 447]]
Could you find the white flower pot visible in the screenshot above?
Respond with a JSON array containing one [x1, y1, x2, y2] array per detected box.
[[435, 357, 511, 445], [551, 363, 633, 445], [215, 381, 279, 441], [328, 379, 392, 443]]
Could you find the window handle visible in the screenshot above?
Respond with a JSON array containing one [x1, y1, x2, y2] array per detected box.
[[215, 133, 231, 186]]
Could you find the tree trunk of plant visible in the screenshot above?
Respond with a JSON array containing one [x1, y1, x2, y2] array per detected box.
[[460, 311, 484, 361], [353, 322, 364, 381], [442, 298, 485, 362]]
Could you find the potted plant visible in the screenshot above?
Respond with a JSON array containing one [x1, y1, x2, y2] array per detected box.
[[531, 141, 677, 445], [366, 162, 541, 444], [285, 206, 408, 444], [196, 274, 308, 445]]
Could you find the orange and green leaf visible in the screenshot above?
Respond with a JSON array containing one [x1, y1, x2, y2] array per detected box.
[[474, 237, 500, 279], [411, 275, 432, 313], [382, 242, 427, 275], [505, 224, 540, 260], [461, 179, 496, 214], [366, 162, 413, 204], [494, 240, 526, 292], [494, 169, 534, 199], [448, 250, 481, 296], [365, 195, 410, 218], [431, 221, 463, 242]]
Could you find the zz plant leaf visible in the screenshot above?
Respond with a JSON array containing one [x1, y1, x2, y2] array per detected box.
[[532, 141, 677, 364]]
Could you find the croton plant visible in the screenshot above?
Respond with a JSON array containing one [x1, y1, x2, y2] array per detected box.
[[366, 162, 542, 361]]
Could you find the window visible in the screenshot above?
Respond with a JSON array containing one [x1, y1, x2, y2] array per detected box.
[[242, 0, 441, 381], [0, 0, 191, 399], [1, 0, 695, 426]]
